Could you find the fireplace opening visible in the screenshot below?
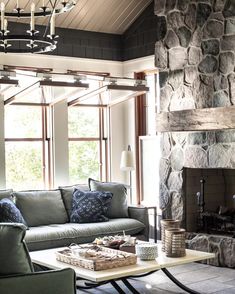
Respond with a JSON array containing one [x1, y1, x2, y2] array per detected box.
[[184, 168, 235, 236]]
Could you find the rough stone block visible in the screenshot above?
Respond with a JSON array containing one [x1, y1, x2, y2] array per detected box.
[[184, 66, 198, 84], [169, 47, 188, 71], [225, 19, 235, 34], [203, 20, 224, 38], [191, 28, 203, 47], [223, 0, 235, 18], [167, 171, 183, 191], [196, 3, 212, 27], [156, 16, 167, 42], [154, 0, 165, 15], [184, 146, 208, 168], [198, 55, 218, 73], [159, 158, 170, 183], [189, 47, 202, 65], [221, 35, 235, 50], [214, 74, 228, 91], [219, 51, 235, 74], [168, 70, 184, 90], [170, 191, 184, 221], [187, 132, 207, 145], [213, 90, 230, 107], [208, 144, 231, 167], [209, 12, 224, 21], [155, 41, 167, 69], [165, 0, 176, 13], [159, 71, 169, 88], [228, 73, 235, 104], [213, 0, 225, 12], [185, 3, 197, 30], [160, 85, 172, 111], [159, 183, 170, 210], [167, 11, 185, 28], [201, 39, 220, 55], [177, 0, 189, 11], [177, 26, 192, 47], [169, 147, 184, 171], [216, 130, 235, 143], [164, 30, 179, 49]]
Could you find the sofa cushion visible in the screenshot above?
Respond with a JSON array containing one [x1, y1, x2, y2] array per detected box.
[[0, 189, 13, 200], [88, 178, 128, 218], [25, 218, 145, 251], [0, 223, 34, 275], [59, 184, 89, 217], [14, 190, 68, 227], [70, 189, 113, 223], [0, 198, 27, 226]]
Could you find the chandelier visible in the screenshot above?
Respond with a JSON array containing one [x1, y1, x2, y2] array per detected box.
[[0, 1, 76, 54]]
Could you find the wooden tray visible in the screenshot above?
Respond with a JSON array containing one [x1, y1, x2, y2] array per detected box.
[[55, 244, 137, 271]]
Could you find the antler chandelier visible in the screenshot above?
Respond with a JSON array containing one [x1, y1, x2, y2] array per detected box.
[[0, 1, 76, 53]]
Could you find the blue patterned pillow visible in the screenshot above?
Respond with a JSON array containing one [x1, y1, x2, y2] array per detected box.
[[0, 198, 27, 226], [70, 189, 113, 223]]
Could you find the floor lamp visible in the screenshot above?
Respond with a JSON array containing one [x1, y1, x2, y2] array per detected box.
[[120, 145, 135, 204]]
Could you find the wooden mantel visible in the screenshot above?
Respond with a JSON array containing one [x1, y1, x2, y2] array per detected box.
[[156, 106, 235, 132]]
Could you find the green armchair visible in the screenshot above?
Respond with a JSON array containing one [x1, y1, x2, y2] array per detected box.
[[0, 223, 76, 294]]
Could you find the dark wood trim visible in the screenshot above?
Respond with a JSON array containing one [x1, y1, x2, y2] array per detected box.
[[156, 106, 235, 132], [39, 80, 89, 89], [134, 72, 147, 205]]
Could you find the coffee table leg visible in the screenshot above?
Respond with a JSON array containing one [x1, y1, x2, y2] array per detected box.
[[161, 268, 200, 294], [121, 278, 141, 294], [110, 280, 126, 294]]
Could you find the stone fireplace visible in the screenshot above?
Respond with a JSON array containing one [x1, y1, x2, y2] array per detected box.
[[154, 0, 235, 267]]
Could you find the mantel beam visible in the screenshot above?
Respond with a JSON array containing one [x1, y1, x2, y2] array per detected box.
[[156, 106, 235, 132]]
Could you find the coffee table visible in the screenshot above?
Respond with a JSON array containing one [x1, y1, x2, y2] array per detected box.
[[30, 244, 215, 294]]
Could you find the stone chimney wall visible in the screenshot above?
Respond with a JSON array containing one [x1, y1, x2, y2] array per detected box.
[[154, 0, 235, 221]]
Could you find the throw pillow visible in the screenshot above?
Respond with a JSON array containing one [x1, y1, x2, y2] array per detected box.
[[70, 188, 113, 223], [0, 189, 13, 200], [0, 198, 27, 226], [88, 178, 129, 218], [59, 184, 89, 217], [13, 190, 68, 227]]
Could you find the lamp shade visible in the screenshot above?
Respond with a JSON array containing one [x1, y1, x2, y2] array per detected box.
[[120, 148, 135, 171]]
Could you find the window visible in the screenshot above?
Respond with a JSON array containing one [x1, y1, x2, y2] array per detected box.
[[5, 105, 50, 190], [68, 106, 106, 184]]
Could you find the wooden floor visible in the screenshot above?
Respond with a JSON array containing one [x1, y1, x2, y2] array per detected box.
[[77, 262, 235, 293]]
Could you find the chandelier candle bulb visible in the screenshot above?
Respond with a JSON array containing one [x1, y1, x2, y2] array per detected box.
[[50, 11, 55, 35], [4, 18, 7, 31], [16, 0, 19, 8], [1, 2, 5, 31], [31, 3, 35, 31]]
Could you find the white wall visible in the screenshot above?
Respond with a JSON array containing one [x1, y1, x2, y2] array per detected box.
[[0, 53, 155, 190]]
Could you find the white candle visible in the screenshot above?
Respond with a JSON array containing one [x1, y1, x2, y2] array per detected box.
[[4, 18, 7, 31], [17, 0, 19, 8], [42, 0, 45, 7], [50, 11, 55, 35], [31, 3, 35, 31], [1, 2, 5, 31]]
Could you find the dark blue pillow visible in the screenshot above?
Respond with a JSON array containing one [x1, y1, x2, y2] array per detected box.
[[0, 198, 27, 226], [70, 189, 113, 223]]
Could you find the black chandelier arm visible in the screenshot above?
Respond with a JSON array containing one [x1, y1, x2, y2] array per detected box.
[[5, 1, 75, 18], [0, 34, 58, 54]]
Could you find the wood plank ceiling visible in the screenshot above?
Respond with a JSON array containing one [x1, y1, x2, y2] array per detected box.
[[4, 0, 153, 34]]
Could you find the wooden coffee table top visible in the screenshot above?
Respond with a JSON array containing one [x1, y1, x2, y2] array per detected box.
[[30, 244, 215, 282]]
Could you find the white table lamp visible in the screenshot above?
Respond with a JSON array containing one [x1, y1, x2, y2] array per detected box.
[[120, 145, 135, 203]]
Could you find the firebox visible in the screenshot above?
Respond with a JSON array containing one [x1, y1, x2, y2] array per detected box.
[[184, 168, 235, 236]]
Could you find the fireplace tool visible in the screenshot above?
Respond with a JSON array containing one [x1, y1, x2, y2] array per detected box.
[[196, 178, 205, 232]]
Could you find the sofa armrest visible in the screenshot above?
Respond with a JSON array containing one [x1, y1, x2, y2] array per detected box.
[[128, 206, 149, 241], [0, 268, 76, 294]]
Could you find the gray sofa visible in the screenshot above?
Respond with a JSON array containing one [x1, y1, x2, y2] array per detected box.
[[0, 187, 149, 251]]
